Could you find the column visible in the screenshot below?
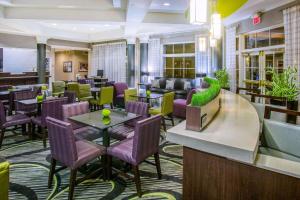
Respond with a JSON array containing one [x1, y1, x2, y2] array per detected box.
[[36, 36, 48, 84], [139, 36, 149, 83], [127, 38, 135, 87]]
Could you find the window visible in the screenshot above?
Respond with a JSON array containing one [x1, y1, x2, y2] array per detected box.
[[271, 27, 285, 46], [163, 43, 195, 79]]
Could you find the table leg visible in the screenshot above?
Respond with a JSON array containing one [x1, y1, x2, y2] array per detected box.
[[37, 103, 42, 116], [101, 128, 110, 180]]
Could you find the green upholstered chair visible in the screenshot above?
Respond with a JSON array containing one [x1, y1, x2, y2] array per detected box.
[[78, 84, 93, 102], [90, 86, 114, 109], [67, 82, 80, 98], [52, 81, 66, 97], [0, 161, 9, 200], [124, 89, 137, 103], [149, 92, 175, 131]]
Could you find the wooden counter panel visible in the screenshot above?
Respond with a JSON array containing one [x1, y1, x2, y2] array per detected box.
[[183, 147, 300, 200]]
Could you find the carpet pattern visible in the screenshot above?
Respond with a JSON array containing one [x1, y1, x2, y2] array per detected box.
[[0, 122, 183, 200]]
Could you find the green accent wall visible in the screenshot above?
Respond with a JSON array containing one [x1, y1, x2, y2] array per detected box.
[[216, 0, 248, 18]]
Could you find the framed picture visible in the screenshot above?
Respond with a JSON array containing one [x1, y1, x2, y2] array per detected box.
[[63, 61, 72, 73], [79, 62, 88, 72]]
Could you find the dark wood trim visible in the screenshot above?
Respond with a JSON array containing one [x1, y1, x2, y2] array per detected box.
[[247, 92, 287, 103], [264, 105, 300, 120], [236, 87, 260, 94], [183, 147, 300, 200]]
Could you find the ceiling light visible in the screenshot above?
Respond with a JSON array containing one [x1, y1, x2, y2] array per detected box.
[[190, 0, 208, 24], [211, 13, 222, 40], [52, 23, 57, 26], [163, 2, 170, 6], [104, 24, 111, 27]]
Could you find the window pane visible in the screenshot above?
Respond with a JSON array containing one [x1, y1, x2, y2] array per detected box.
[[271, 27, 284, 46], [174, 69, 184, 78], [185, 43, 195, 53], [184, 69, 195, 79], [174, 57, 184, 69], [165, 68, 173, 78], [165, 45, 173, 54], [165, 57, 173, 68], [245, 33, 256, 49], [174, 44, 184, 54], [256, 30, 270, 48], [184, 57, 195, 69]]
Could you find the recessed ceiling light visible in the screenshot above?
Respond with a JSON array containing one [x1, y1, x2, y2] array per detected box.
[[163, 2, 170, 6], [52, 23, 57, 26], [104, 24, 111, 27]]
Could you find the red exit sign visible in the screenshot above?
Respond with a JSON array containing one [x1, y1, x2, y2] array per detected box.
[[252, 14, 262, 25]]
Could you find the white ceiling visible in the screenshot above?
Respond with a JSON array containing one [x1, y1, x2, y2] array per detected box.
[[0, 0, 295, 43]]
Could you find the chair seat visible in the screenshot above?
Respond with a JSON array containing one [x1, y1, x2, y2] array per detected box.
[[107, 138, 136, 165], [16, 109, 37, 116], [3, 114, 31, 128], [31, 116, 43, 127], [74, 126, 101, 141], [52, 92, 64, 97], [73, 140, 106, 169], [79, 96, 94, 102], [109, 125, 134, 140], [149, 107, 161, 115], [174, 99, 187, 106], [116, 94, 124, 98], [259, 147, 300, 163], [89, 98, 98, 105]]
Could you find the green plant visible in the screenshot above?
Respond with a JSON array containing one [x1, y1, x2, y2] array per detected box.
[[267, 66, 299, 101], [215, 68, 229, 88], [191, 77, 221, 107]]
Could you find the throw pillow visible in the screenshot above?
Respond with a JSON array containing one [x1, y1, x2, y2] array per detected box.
[[151, 80, 160, 88], [166, 80, 174, 90], [184, 81, 191, 90]]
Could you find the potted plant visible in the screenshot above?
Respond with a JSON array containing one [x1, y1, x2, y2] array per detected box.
[[215, 68, 230, 90], [267, 67, 299, 123]]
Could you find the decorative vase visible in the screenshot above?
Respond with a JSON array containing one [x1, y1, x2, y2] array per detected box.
[[102, 109, 111, 118]]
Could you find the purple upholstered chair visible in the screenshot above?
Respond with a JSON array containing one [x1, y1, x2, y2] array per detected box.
[[0, 85, 12, 91], [62, 102, 100, 141], [107, 115, 162, 197], [63, 91, 76, 104], [0, 101, 31, 148], [113, 82, 128, 107], [109, 101, 149, 140], [14, 90, 37, 116], [46, 117, 105, 200], [173, 89, 197, 119], [32, 98, 68, 147]]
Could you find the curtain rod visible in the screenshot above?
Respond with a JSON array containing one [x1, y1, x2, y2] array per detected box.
[[91, 39, 126, 45], [280, 0, 300, 11]]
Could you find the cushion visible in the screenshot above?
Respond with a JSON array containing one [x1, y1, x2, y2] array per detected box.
[[184, 81, 191, 90], [151, 80, 160, 88], [166, 80, 175, 90]]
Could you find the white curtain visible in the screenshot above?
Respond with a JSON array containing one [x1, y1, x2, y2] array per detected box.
[[91, 42, 127, 82], [148, 38, 162, 79], [225, 26, 237, 92], [283, 5, 300, 83], [195, 35, 210, 75]]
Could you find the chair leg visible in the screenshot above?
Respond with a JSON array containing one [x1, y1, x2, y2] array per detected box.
[[170, 114, 175, 126], [48, 158, 57, 188], [154, 153, 162, 179], [42, 127, 47, 148], [28, 123, 32, 140], [132, 165, 142, 197], [110, 103, 113, 109], [162, 118, 166, 132], [22, 124, 27, 135], [0, 128, 6, 149], [69, 169, 77, 200]]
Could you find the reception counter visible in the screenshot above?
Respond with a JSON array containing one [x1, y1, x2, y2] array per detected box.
[[167, 90, 300, 199]]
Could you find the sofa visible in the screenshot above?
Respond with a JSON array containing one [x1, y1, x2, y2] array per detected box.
[[149, 78, 196, 99]]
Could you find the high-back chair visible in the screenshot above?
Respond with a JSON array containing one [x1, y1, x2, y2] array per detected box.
[[124, 89, 137, 104], [113, 82, 128, 107], [52, 81, 66, 97], [63, 91, 76, 104], [109, 101, 149, 140], [67, 82, 80, 98], [173, 89, 196, 119], [32, 98, 68, 147], [107, 115, 162, 197], [14, 90, 37, 116], [90, 86, 114, 109], [0, 101, 31, 148], [149, 92, 175, 131], [46, 117, 105, 200], [0, 161, 9, 200], [78, 84, 93, 102]]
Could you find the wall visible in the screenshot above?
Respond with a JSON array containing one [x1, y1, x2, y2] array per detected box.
[[54, 50, 89, 81]]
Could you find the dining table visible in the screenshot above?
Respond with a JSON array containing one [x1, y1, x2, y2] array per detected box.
[[91, 87, 101, 99], [17, 96, 59, 115], [131, 93, 163, 104]]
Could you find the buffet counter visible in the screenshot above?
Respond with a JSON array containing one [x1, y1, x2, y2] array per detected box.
[[167, 90, 300, 200], [0, 72, 50, 85]]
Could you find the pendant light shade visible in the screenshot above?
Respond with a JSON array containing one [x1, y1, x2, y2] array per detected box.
[[190, 0, 208, 24], [211, 13, 222, 39]]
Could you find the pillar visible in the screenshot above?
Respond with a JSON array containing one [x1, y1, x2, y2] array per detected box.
[[139, 36, 149, 83], [127, 38, 135, 87], [36, 36, 47, 84]]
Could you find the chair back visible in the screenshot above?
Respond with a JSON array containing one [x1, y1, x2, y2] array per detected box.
[[99, 86, 114, 105], [161, 92, 175, 116], [0, 85, 12, 91], [125, 101, 149, 127], [67, 82, 80, 97], [52, 81, 65, 95], [78, 84, 92, 99], [132, 115, 162, 164], [63, 91, 76, 104], [0, 101, 7, 127], [62, 102, 89, 130], [40, 98, 68, 126], [186, 89, 197, 105], [124, 89, 137, 103], [113, 82, 128, 96], [46, 117, 78, 168], [14, 90, 37, 112]]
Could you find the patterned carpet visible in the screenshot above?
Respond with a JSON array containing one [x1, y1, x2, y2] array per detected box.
[[0, 122, 183, 200]]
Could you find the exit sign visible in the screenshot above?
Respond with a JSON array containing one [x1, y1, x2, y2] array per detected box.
[[252, 14, 262, 25]]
